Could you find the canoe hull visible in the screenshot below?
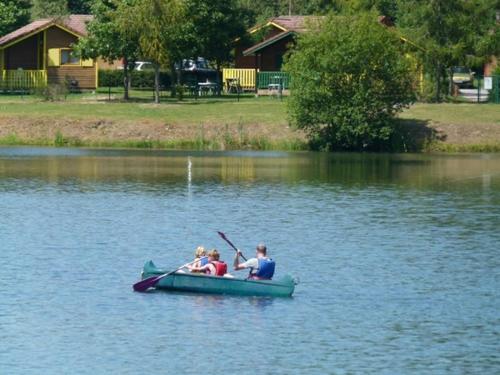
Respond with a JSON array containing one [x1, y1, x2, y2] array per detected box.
[[142, 261, 295, 297]]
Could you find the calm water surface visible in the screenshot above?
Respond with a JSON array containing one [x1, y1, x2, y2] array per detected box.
[[0, 147, 499, 374]]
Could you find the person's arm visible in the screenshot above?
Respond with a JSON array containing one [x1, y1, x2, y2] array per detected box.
[[190, 263, 210, 273], [234, 250, 246, 270], [234, 255, 257, 271]]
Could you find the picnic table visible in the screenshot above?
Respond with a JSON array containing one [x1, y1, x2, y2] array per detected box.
[[198, 82, 218, 96]]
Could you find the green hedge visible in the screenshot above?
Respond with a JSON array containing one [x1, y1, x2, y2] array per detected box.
[[98, 70, 171, 88]]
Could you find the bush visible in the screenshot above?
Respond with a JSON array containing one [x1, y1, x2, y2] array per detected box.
[[98, 69, 171, 88], [35, 83, 69, 101], [285, 14, 415, 151]]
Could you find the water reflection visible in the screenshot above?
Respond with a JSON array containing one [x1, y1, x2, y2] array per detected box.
[[1, 147, 500, 191]]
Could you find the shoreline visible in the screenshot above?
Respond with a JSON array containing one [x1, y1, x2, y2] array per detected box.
[[0, 96, 499, 152]]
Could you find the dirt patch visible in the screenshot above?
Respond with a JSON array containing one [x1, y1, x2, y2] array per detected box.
[[0, 115, 305, 146], [429, 121, 500, 145]]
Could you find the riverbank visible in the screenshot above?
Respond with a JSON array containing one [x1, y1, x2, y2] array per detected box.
[[0, 92, 499, 151]]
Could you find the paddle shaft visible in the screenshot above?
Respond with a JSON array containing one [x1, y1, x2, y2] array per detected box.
[[217, 231, 247, 261]]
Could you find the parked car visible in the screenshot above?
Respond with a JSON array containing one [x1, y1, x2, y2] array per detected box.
[[135, 61, 155, 71], [175, 57, 218, 85], [452, 66, 474, 86], [177, 57, 214, 73], [117, 61, 155, 71]]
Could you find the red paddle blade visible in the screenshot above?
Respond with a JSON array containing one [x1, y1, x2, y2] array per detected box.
[[133, 275, 161, 292]]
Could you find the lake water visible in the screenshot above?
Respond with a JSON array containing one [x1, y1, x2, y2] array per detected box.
[[0, 147, 499, 374]]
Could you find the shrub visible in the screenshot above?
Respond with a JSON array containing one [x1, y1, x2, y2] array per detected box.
[[35, 83, 69, 101], [285, 14, 415, 151], [98, 69, 171, 88]]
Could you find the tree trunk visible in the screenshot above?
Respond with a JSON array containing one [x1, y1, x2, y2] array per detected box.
[[170, 64, 176, 97], [154, 64, 160, 104], [123, 59, 130, 101], [216, 61, 221, 96], [435, 62, 441, 103], [448, 67, 453, 96]]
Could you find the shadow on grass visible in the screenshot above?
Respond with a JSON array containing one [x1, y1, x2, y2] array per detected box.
[[94, 95, 256, 105], [392, 118, 445, 152]]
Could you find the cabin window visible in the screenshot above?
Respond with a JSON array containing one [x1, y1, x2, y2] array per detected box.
[[60, 49, 80, 65]]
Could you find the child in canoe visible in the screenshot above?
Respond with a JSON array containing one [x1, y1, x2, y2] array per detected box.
[[189, 249, 227, 276], [189, 246, 208, 272]]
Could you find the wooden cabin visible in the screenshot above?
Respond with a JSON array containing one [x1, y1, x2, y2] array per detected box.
[[0, 15, 97, 91], [235, 16, 319, 71]]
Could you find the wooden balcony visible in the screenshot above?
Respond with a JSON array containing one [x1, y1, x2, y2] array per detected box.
[[0, 69, 48, 90]]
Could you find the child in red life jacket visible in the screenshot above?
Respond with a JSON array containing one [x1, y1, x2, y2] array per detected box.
[[188, 249, 227, 276]]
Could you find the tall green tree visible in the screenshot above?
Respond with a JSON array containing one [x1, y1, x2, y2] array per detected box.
[[76, 0, 141, 100], [397, 0, 500, 101], [126, 0, 188, 103], [285, 14, 414, 151], [0, 0, 31, 36], [31, 0, 68, 19], [187, 0, 249, 83]]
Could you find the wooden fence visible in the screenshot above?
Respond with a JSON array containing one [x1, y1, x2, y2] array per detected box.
[[222, 68, 256, 91], [0, 70, 47, 90]]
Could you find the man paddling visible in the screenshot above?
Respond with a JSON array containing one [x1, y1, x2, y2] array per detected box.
[[234, 243, 275, 280]]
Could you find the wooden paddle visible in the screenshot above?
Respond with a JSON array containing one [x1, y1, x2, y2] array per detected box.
[[133, 257, 206, 292], [217, 231, 247, 261]]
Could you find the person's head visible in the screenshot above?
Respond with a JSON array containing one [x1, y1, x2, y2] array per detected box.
[[256, 243, 267, 257], [195, 246, 206, 258], [208, 249, 220, 261]]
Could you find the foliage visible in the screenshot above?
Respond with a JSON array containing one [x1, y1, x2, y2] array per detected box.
[[285, 14, 415, 151], [67, 0, 92, 14], [98, 69, 171, 88], [35, 83, 69, 101], [31, 0, 68, 18], [185, 0, 249, 70], [75, 0, 142, 100], [235, 0, 399, 21], [397, 0, 500, 102], [0, 0, 31, 36], [123, 0, 188, 102]]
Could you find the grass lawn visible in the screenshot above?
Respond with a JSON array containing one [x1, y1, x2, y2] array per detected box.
[[399, 102, 500, 126], [0, 90, 499, 151], [0, 89, 288, 125]]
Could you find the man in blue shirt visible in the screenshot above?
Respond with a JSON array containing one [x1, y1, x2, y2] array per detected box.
[[233, 243, 275, 280]]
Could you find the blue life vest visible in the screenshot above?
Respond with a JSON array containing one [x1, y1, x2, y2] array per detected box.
[[255, 258, 275, 279], [200, 257, 209, 266]]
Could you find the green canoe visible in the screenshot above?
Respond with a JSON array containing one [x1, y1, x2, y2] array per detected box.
[[141, 260, 296, 297]]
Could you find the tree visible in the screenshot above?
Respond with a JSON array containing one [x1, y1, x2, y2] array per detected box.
[[285, 14, 415, 151], [125, 0, 188, 103], [75, 0, 141, 100], [186, 0, 249, 88], [397, 0, 500, 102], [31, 0, 68, 19], [68, 0, 93, 14], [0, 0, 31, 36]]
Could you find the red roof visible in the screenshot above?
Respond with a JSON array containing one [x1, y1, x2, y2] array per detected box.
[[270, 16, 323, 33], [243, 31, 294, 56], [0, 15, 93, 47]]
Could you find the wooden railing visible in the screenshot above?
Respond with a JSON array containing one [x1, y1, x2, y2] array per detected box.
[[222, 68, 256, 91], [257, 71, 291, 89], [0, 70, 47, 90]]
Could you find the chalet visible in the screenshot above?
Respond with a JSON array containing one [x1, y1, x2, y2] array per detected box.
[[220, 16, 320, 93], [0, 15, 97, 91], [235, 16, 318, 71]]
